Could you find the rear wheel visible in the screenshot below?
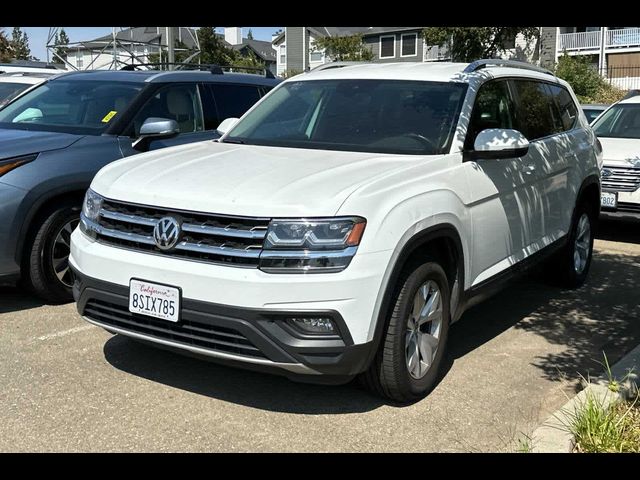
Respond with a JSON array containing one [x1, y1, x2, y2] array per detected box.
[[362, 260, 450, 403], [25, 203, 80, 303]]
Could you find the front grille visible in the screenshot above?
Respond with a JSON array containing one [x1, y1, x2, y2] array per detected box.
[[94, 199, 270, 267], [84, 299, 266, 359], [602, 166, 640, 192]]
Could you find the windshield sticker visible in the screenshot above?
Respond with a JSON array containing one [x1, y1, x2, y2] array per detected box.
[[101, 111, 118, 123]]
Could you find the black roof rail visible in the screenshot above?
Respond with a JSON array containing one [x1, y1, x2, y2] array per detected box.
[[119, 62, 276, 79], [464, 59, 554, 76]]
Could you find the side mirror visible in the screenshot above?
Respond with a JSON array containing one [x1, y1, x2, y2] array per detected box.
[[471, 128, 530, 160], [133, 117, 180, 150], [216, 117, 239, 136]]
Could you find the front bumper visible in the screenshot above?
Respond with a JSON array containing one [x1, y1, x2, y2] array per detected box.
[[70, 229, 388, 381], [601, 189, 640, 220]]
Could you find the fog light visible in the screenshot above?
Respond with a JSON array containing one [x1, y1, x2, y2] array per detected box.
[[287, 316, 336, 335]]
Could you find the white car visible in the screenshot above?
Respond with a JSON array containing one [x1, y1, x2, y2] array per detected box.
[[0, 72, 55, 106], [591, 94, 640, 219], [70, 60, 601, 402]]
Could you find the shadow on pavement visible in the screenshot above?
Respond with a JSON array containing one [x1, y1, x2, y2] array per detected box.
[[597, 217, 640, 245], [0, 287, 44, 314], [103, 247, 640, 413]]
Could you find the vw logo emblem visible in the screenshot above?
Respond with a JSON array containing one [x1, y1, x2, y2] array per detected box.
[[153, 217, 181, 251], [601, 168, 613, 178]]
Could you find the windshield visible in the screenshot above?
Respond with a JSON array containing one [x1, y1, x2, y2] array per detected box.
[[0, 82, 32, 105], [592, 103, 640, 139], [0, 80, 142, 135], [224, 79, 467, 155]]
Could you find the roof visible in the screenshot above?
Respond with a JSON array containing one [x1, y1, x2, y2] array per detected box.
[[230, 38, 276, 62], [581, 104, 609, 108], [0, 71, 56, 80], [294, 62, 562, 84], [273, 27, 423, 44], [77, 27, 198, 50], [620, 95, 640, 104], [0, 74, 48, 85], [49, 69, 280, 86]]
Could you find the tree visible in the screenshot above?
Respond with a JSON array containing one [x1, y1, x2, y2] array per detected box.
[[422, 27, 539, 62], [313, 34, 374, 62], [0, 29, 11, 62], [10, 27, 32, 60], [196, 27, 236, 65], [53, 28, 70, 64], [231, 49, 265, 73], [247, 29, 254, 40], [554, 53, 625, 104]]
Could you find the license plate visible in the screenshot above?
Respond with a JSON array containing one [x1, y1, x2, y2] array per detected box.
[[129, 279, 180, 322], [601, 191, 618, 209]]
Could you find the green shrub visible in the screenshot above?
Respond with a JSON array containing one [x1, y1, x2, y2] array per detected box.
[[554, 53, 626, 104]]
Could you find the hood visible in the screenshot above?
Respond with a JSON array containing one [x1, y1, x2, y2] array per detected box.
[[599, 137, 640, 167], [0, 128, 82, 159], [92, 141, 426, 217]]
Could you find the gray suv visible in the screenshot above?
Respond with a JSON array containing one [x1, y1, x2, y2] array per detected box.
[[0, 67, 279, 302]]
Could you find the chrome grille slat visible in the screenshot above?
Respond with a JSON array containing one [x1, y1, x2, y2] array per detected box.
[[602, 166, 640, 192], [94, 199, 270, 267]]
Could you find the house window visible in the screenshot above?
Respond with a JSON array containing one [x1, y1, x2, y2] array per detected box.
[[379, 35, 395, 59], [279, 44, 286, 64], [310, 51, 323, 62], [401, 33, 417, 57], [76, 51, 83, 68]]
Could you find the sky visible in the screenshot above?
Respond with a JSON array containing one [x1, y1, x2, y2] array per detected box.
[[18, 27, 282, 62]]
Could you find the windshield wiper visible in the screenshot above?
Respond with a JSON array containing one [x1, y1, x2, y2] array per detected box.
[[221, 138, 245, 144]]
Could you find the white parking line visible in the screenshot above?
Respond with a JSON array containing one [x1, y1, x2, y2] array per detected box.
[[37, 324, 96, 341]]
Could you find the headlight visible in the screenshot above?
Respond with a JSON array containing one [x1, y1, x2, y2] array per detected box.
[[260, 217, 366, 273], [79, 189, 103, 240], [81, 189, 103, 221], [0, 153, 38, 177]]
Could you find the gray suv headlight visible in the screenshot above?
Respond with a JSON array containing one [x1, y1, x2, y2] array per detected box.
[[259, 217, 366, 273]]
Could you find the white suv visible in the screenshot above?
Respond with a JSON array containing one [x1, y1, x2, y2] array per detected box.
[[591, 94, 640, 218], [70, 60, 602, 402]]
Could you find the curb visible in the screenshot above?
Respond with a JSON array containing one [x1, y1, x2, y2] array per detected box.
[[531, 344, 640, 453]]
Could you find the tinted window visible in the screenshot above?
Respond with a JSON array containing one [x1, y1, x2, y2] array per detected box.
[[224, 79, 467, 155], [583, 107, 605, 124], [0, 82, 31, 105], [548, 84, 579, 132], [380, 36, 395, 58], [401, 34, 417, 56], [0, 80, 141, 135], [511, 80, 558, 140], [466, 80, 515, 149], [130, 84, 204, 136], [210, 84, 262, 124], [592, 104, 640, 139]]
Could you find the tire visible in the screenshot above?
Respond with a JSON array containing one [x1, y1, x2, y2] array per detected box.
[[25, 203, 81, 304], [361, 260, 450, 403], [552, 202, 596, 289]]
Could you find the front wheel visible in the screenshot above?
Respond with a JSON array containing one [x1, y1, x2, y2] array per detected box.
[[362, 260, 450, 403], [553, 203, 595, 288], [25, 204, 80, 303]]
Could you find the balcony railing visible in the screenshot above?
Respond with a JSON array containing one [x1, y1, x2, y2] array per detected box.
[[607, 27, 640, 48], [558, 31, 601, 51], [558, 28, 640, 52]]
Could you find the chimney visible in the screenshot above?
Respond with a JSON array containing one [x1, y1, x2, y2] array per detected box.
[[225, 27, 243, 45]]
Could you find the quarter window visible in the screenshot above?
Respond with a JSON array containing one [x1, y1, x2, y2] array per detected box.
[[511, 80, 558, 141], [380, 35, 395, 58], [465, 80, 515, 149], [401, 33, 417, 57]]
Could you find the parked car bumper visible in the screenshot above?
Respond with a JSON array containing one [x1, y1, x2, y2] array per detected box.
[[69, 229, 389, 380]]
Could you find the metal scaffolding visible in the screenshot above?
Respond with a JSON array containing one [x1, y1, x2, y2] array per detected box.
[[46, 27, 201, 70]]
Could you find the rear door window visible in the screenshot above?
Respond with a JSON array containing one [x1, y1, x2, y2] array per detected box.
[[209, 83, 262, 126]]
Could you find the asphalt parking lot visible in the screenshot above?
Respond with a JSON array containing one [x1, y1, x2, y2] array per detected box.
[[1, 218, 639, 452]]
